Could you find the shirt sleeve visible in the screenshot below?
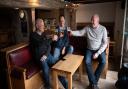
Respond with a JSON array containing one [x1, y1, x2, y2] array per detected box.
[[97, 27, 108, 55], [71, 27, 87, 36]]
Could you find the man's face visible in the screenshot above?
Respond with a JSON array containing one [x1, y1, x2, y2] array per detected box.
[[36, 19, 45, 32], [60, 16, 65, 26], [91, 15, 99, 28]]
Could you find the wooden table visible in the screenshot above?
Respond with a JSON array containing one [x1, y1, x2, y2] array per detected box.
[[52, 54, 84, 89]]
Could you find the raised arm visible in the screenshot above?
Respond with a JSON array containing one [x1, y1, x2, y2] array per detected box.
[[71, 27, 87, 37]]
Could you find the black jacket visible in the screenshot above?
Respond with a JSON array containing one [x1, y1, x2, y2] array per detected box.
[[29, 32, 51, 62]]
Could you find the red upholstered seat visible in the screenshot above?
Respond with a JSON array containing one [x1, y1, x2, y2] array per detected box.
[[9, 46, 40, 79], [21, 61, 40, 79], [9, 47, 32, 66]]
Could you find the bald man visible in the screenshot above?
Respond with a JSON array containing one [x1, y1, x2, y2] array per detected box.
[[30, 19, 68, 89], [71, 14, 108, 89]]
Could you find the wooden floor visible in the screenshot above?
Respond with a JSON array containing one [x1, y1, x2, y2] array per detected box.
[[39, 70, 118, 89]]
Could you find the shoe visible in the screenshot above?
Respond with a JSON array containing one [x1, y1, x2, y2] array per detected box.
[[92, 84, 99, 89], [72, 86, 76, 89], [86, 84, 92, 89]]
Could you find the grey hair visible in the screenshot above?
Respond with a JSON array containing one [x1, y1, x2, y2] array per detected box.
[[36, 18, 43, 24], [91, 14, 100, 20]]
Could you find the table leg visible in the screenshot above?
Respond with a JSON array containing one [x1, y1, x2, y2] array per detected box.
[[67, 74, 72, 89], [79, 63, 83, 81], [52, 70, 58, 89]]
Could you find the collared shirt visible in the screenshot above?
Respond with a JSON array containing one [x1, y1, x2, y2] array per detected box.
[[36, 30, 42, 36], [71, 24, 108, 54]]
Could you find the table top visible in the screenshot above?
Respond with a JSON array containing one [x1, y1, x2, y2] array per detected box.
[[52, 54, 84, 74]]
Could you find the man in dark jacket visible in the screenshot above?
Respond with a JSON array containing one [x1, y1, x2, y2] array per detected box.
[[29, 18, 68, 89], [53, 15, 74, 62]]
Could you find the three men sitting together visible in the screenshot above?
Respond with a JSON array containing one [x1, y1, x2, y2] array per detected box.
[[29, 14, 108, 89]]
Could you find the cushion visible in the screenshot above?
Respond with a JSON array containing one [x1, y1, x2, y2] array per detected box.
[[9, 46, 32, 66], [21, 61, 40, 79], [9, 46, 40, 79], [11, 61, 40, 79]]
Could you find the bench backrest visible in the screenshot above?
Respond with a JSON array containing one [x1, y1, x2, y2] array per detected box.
[[9, 46, 32, 66], [69, 36, 109, 55], [69, 36, 87, 53]]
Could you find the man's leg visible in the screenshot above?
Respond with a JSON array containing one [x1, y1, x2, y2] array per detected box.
[[66, 45, 74, 54], [47, 54, 69, 89], [58, 76, 68, 89], [40, 57, 51, 89], [85, 49, 97, 85], [53, 48, 61, 63], [53, 48, 68, 89], [94, 51, 106, 83]]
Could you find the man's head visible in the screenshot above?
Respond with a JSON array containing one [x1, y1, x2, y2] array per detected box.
[[91, 14, 100, 28], [36, 18, 45, 32], [59, 15, 65, 27]]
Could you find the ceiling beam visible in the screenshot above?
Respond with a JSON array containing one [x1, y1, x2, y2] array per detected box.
[[70, 0, 121, 4], [0, 0, 65, 9]]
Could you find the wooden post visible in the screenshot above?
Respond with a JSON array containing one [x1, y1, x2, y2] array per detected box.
[[79, 63, 83, 82], [52, 70, 58, 89], [68, 8, 77, 30], [71, 9, 77, 30], [67, 73, 72, 89], [31, 8, 35, 32]]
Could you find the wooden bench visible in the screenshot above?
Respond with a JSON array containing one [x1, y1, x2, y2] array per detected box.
[[0, 43, 43, 89], [52, 54, 84, 89], [69, 36, 110, 79]]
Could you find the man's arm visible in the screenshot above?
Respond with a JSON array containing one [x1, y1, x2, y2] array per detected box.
[[40, 40, 51, 62], [97, 28, 108, 55], [71, 27, 87, 36]]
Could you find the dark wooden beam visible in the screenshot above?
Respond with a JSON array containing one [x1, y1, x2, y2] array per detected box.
[[0, 0, 65, 9], [70, 0, 121, 4]]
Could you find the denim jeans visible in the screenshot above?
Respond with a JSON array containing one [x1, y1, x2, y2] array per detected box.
[[84, 49, 106, 85], [40, 54, 68, 89], [53, 45, 74, 62]]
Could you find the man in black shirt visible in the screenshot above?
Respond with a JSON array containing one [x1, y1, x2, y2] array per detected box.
[[30, 19, 68, 89]]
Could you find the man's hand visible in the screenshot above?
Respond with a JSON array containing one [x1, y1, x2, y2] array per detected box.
[[62, 47, 66, 55], [69, 30, 73, 36], [40, 55, 47, 62], [60, 32, 64, 38], [52, 35, 58, 41], [93, 53, 99, 59]]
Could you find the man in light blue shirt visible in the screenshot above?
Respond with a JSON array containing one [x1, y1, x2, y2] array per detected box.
[[71, 14, 108, 89]]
